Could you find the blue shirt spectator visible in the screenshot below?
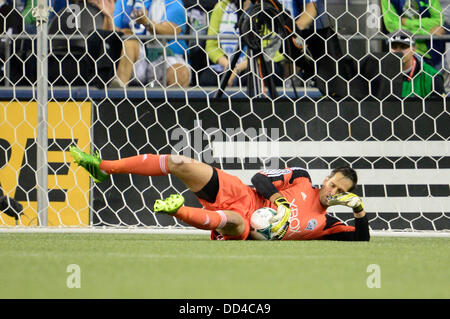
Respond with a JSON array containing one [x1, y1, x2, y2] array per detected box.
[[113, 0, 187, 55]]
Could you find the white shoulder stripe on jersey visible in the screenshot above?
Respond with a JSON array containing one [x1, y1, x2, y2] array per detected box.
[[260, 169, 291, 177], [259, 167, 308, 177]]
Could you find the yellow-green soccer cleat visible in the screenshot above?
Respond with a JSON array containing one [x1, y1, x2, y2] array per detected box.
[[69, 145, 109, 183], [153, 194, 185, 215]]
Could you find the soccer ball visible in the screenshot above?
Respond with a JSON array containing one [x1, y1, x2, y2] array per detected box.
[[250, 207, 277, 240]]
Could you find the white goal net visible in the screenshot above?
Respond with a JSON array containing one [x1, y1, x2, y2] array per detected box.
[[0, 0, 448, 235]]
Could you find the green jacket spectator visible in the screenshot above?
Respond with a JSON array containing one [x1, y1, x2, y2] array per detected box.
[[381, 0, 444, 65], [389, 30, 444, 98], [402, 58, 444, 97]]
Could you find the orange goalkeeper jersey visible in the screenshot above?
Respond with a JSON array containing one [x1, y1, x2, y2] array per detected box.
[[252, 168, 356, 240]]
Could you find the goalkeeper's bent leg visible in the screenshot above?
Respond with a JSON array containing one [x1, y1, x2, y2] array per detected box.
[[176, 208, 246, 236], [173, 207, 229, 231], [154, 195, 245, 235], [154, 195, 228, 231]]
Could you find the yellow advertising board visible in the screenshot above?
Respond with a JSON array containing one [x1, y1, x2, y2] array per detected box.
[[0, 101, 91, 226]]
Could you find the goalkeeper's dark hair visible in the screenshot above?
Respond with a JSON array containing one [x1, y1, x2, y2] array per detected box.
[[329, 167, 358, 192]]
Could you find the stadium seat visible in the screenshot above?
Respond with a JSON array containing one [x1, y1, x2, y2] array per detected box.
[[48, 2, 121, 87]]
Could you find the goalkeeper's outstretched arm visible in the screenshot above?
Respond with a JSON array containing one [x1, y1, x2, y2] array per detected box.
[[353, 210, 370, 241], [321, 212, 370, 241], [324, 193, 370, 241]]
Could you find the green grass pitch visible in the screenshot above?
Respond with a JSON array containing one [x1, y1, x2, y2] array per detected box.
[[0, 233, 448, 299]]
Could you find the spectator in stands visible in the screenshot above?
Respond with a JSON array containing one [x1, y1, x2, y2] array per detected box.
[[292, 0, 345, 84], [293, 0, 342, 59], [202, 0, 284, 87], [440, 0, 450, 90], [381, 0, 445, 69], [389, 29, 444, 98], [200, 0, 249, 87], [89, 0, 117, 30], [109, 0, 190, 88]]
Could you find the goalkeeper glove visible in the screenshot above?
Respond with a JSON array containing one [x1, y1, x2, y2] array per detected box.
[[271, 220, 289, 240], [269, 197, 291, 239], [327, 192, 364, 213]]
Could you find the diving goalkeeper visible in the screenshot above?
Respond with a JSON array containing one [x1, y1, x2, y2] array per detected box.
[[69, 146, 370, 241]]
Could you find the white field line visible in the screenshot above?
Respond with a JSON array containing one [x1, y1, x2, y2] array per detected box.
[[0, 227, 448, 237]]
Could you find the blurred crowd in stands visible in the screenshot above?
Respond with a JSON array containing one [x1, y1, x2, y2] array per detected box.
[[0, 0, 448, 98]]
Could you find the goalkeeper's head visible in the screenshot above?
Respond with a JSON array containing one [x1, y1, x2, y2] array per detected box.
[[319, 166, 358, 206]]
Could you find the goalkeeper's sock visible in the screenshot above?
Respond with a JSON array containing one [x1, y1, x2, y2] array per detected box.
[[174, 207, 228, 231], [99, 154, 169, 176]]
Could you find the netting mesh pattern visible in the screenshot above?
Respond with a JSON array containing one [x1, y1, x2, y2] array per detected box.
[[0, 0, 448, 232]]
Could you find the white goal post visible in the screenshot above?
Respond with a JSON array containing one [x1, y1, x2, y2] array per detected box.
[[0, 0, 448, 237]]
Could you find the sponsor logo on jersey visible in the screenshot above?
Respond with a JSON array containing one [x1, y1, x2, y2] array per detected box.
[[287, 199, 301, 234], [301, 192, 307, 200], [306, 219, 318, 231]]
